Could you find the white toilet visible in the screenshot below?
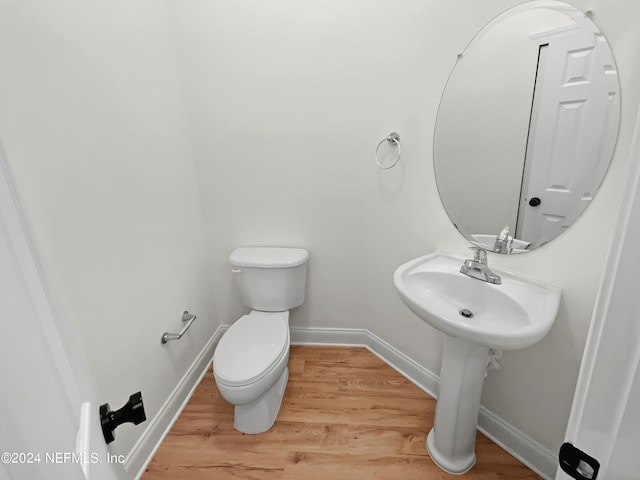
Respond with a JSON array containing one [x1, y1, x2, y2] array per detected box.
[[213, 246, 309, 434]]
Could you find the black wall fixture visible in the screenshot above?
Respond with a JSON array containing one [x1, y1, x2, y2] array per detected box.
[[100, 391, 146, 444], [559, 442, 600, 480]]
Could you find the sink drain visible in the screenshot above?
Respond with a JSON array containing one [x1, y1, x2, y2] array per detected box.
[[459, 308, 474, 319]]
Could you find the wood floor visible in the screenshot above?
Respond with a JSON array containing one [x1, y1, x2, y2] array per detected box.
[[143, 346, 541, 479]]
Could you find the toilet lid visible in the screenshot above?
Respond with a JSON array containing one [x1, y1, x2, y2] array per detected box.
[[213, 311, 289, 387]]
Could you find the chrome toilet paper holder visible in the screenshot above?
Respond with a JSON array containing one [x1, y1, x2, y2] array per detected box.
[[161, 311, 197, 344]]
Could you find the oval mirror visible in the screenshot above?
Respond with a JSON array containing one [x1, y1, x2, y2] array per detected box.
[[434, 1, 620, 253]]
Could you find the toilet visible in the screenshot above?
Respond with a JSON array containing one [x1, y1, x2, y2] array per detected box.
[[213, 246, 309, 434]]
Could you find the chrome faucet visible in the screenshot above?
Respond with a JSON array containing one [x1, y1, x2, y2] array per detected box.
[[460, 247, 502, 284], [493, 226, 512, 254]]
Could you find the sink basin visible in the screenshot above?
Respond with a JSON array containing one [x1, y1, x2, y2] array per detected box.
[[393, 252, 561, 350]]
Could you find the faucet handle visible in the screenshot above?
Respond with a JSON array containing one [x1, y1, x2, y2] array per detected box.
[[468, 246, 488, 264]]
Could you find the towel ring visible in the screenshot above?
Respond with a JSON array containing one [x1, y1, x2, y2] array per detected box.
[[375, 132, 401, 169]]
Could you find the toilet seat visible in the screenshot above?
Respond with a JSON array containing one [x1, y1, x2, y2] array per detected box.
[[214, 310, 289, 388]]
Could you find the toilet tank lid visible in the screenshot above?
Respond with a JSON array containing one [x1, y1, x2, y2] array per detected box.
[[229, 247, 309, 268]]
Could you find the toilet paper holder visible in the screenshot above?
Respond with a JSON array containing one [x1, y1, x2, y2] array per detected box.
[[161, 311, 197, 344]]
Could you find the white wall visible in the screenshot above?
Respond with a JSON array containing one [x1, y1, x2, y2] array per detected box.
[[171, 0, 640, 457], [1, 0, 639, 469], [0, 0, 219, 458]]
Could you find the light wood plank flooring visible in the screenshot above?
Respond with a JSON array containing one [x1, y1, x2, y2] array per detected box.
[[143, 346, 541, 479]]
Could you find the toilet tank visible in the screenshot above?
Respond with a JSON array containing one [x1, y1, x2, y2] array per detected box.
[[229, 247, 309, 312]]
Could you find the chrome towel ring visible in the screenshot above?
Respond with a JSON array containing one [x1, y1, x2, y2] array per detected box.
[[375, 132, 401, 169]]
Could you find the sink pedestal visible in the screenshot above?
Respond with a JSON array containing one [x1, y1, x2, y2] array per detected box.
[[427, 335, 490, 475]]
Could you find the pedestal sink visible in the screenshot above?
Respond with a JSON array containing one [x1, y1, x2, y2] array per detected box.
[[393, 252, 561, 474]]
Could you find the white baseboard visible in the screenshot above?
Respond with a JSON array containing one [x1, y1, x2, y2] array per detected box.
[[124, 326, 227, 480], [291, 326, 556, 480], [477, 406, 557, 479]]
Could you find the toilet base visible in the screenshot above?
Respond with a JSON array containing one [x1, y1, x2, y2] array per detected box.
[[234, 367, 289, 434]]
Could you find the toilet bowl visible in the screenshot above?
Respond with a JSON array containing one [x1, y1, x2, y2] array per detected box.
[[212, 247, 308, 434], [214, 310, 290, 433]]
